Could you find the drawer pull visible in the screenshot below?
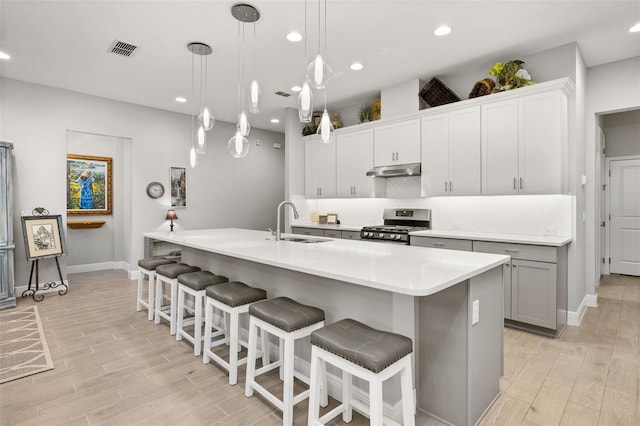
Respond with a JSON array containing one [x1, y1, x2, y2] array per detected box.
[[504, 249, 519, 253], [432, 243, 445, 247]]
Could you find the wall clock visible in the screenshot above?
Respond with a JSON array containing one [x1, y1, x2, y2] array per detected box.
[[146, 182, 164, 199]]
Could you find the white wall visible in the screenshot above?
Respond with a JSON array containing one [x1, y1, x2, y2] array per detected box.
[[585, 56, 640, 297], [1, 77, 285, 287]]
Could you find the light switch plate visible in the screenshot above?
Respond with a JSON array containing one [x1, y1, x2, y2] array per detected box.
[[472, 300, 479, 325]]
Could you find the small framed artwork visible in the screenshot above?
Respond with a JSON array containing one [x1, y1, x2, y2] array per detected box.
[[327, 213, 338, 224], [21, 215, 67, 261], [67, 154, 112, 215], [170, 166, 187, 207]]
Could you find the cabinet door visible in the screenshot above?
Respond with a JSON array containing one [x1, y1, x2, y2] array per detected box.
[[305, 137, 336, 198], [482, 99, 519, 195], [373, 123, 396, 166], [503, 262, 512, 320], [323, 229, 342, 238], [511, 259, 557, 329], [396, 118, 421, 164], [449, 107, 481, 196], [421, 114, 450, 197], [336, 129, 374, 198], [292, 227, 324, 237], [519, 91, 565, 194]]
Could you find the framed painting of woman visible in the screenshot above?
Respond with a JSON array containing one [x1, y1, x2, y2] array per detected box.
[[66, 154, 112, 215]]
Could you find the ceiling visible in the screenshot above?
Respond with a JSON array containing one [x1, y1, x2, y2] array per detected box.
[[1, 1, 639, 133]]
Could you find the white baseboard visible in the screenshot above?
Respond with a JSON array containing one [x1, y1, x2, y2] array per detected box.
[[567, 293, 598, 326], [68, 261, 127, 274]]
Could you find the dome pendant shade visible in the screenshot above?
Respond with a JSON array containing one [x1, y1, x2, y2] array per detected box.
[[307, 54, 331, 89], [198, 107, 215, 131], [298, 81, 314, 123], [249, 80, 260, 113], [317, 109, 334, 143], [196, 125, 206, 154], [189, 146, 198, 168], [238, 111, 251, 136], [228, 130, 250, 158]]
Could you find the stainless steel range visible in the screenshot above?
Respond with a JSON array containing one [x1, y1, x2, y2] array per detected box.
[[360, 208, 431, 244]]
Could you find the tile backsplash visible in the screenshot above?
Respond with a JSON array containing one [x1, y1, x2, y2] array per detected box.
[[291, 193, 573, 237]]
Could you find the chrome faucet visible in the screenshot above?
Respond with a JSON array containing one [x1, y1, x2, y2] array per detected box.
[[276, 201, 299, 241]]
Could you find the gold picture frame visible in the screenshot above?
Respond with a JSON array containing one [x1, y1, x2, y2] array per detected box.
[[67, 154, 112, 215], [21, 215, 67, 261]]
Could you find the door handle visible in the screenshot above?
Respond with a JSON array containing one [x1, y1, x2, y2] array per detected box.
[[396, 151, 399, 161], [513, 177, 516, 190], [444, 181, 448, 192], [353, 186, 356, 195], [519, 177, 523, 190], [449, 181, 453, 192]]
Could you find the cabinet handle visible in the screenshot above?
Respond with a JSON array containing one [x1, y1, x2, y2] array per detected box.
[[513, 177, 516, 190], [444, 181, 448, 192], [504, 249, 519, 253], [319, 187, 322, 196], [353, 186, 356, 195], [519, 177, 523, 190], [449, 181, 453, 192], [433, 243, 445, 247], [396, 151, 399, 161]]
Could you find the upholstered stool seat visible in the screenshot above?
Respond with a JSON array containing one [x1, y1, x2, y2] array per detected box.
[[245, 297, 326, 426], [308, 319, 415, 425], [203, 282, 267, 385], [136, 257, 176, 321], [154, 263, 201, 335], [176, 271, 229, 356]]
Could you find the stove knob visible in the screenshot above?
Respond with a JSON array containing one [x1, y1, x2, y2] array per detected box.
[[394, 234, 401, 240], [379, 233, 384, 238]]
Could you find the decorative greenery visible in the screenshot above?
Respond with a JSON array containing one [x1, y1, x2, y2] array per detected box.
[[371, 99, 381, 120], [359, 104, 372, 122], [302, 124, 317, 136], [489, 60, 534, 90]]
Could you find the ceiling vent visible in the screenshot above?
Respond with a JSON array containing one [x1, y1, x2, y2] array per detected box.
[[275, 91, 292, 98], [107, 40, 138, 57]]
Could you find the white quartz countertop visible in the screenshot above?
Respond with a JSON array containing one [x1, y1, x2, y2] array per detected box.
[[410, 230, 572, 246], [144, 228, 509, 297], [290, 223, 363, 232]]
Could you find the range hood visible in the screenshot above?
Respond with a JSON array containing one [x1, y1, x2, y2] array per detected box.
[[366, 162, 421, 178]]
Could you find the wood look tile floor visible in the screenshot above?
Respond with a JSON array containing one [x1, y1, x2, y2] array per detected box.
[[0, 270, 638, 426]]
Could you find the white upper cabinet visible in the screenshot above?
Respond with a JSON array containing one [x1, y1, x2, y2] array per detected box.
[[305, 135, 336, 198], [482, 89, 567, 195], [336, 128, 375, 198], [421, 107, 481, 197], [374, 118, 421, 166]]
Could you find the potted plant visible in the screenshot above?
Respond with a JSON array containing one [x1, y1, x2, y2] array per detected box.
[[359, 104, 372, 123], [489, 60, 534, 91]]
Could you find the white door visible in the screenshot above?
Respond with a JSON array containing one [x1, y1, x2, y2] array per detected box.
[[609, 157, 640, 276], [598, 129, 607, 277]]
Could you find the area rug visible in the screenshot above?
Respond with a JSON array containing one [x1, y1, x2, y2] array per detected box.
[[0, 306, 54, 384]]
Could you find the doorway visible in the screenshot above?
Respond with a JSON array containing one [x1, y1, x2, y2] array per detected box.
[[606, 156, 640, 276]]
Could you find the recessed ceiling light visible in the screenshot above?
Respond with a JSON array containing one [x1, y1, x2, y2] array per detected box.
[[0, 51, 10, 60], [434, 25, 452, 36], [629, 22, 640, 33], [270, 118, 280, 124], [286, 32, 302, 42], [291, 85, 302, 92], [350, 62, 364, 71], [175, 97, 187, 103]]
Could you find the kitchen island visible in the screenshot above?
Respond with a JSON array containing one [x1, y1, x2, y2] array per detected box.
[[144, 228, 509, 425]]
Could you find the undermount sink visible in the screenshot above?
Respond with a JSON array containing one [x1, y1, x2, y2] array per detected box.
[[280, 237, 330, 243]]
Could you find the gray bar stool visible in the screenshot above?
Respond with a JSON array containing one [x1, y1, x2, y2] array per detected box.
[[136, 257, 176, 320], [154, 263, 201, 335], [244, 297, 325, 426], [175, 271, 228, 356], [203, 281, 267, 385], [307, 318, 415, 426]]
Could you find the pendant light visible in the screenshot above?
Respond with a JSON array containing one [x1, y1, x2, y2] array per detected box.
[[317, 90, 334, 144], [297, 0, 314, 123], [306, 0, 331, 90], [229, 3, 259, 158], [248, 23, 260, 114], [187, 42, 214, 155]]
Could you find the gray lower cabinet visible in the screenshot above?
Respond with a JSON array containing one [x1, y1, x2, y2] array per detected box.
[[291, 227, 324, 237], [411, 236, 568, 336], [291, 227, 362, 241]]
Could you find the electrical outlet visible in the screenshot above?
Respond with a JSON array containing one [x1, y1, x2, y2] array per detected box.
[[472, 300, 479, 325], [543, 227, 556, 236], [21, 210, 31, 216], [273, 142, 281, 149], [256, 139, 261, 146]]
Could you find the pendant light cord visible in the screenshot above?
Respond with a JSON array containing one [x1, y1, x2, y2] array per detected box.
[[191, 49, 195, 142]]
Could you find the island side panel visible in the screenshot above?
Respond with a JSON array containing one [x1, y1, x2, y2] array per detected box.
[[417, 280, 469, 426], [468, 266, 503, 425]]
